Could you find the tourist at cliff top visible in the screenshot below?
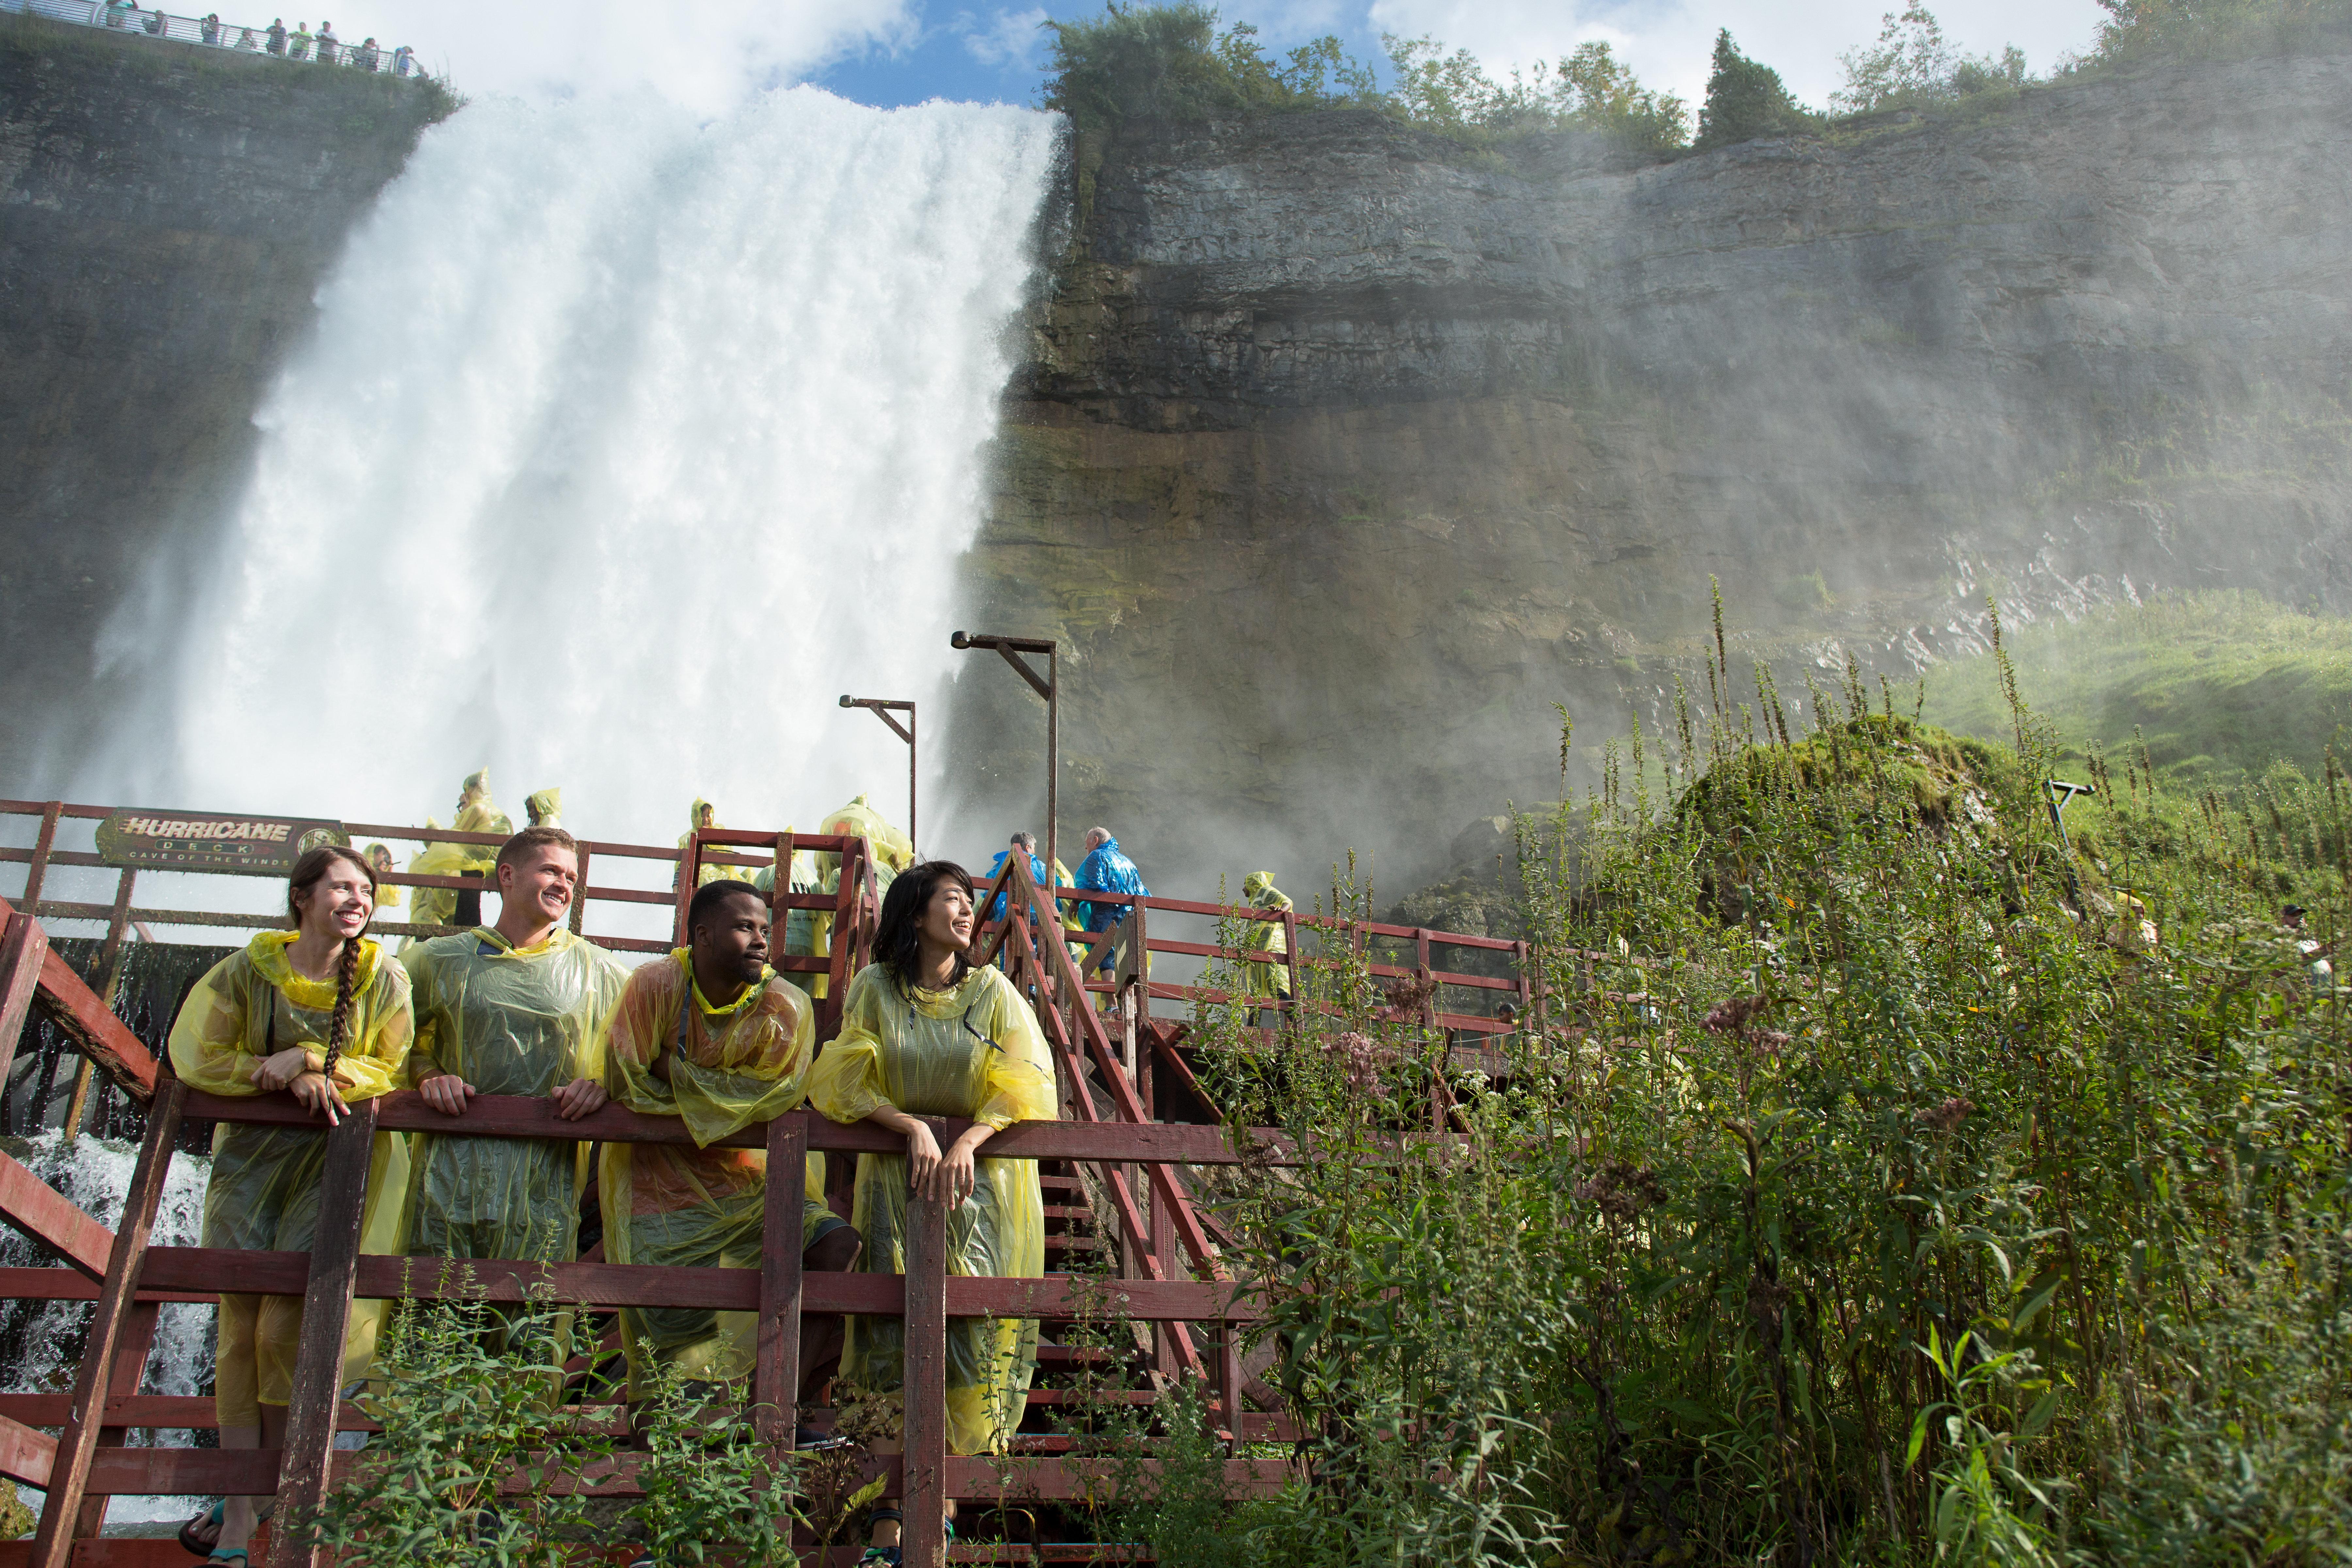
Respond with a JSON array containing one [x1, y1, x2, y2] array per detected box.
[[235, 26, 256, 48], [1074, 826, 1149, 974], [103, 0, 130, 29], [391, 41, 414, 75], [265, 18, 285, 54], [289, 22, 310, 60], [168, 846, 415, 1566], [600, 879, 861, 1449], [807, 861, 1058, 1562], [316, 21, 337, 63], [408, 769, 511, 930], [400, 828, 628, 1382], [141, 6, 164, 36], [199, 13, 219, 44], [354, 35, 377, 70]]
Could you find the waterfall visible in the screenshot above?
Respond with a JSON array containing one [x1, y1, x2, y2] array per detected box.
[[106, 86, 1058, 869], [1, 1132, 212, 1526]]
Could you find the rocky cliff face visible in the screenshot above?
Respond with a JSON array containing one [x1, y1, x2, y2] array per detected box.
[[957, 50, 2352, 891], [0, 15, 443, 777]]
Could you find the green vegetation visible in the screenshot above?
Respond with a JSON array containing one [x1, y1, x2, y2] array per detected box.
[[1040, 3, 1377, 132], [1925, 592, 2352, 786], [1112, 601, 2352, 1564], [1379, 36, 1689, 154], [1833, 5, 2028, 114], [1694, 28, 1820, 149], [2090, 0, 2352, 60]]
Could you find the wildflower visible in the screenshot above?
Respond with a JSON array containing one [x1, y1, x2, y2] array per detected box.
[[1915, 1096, 1974, 1135]]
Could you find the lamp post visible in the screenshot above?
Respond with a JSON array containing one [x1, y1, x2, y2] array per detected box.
[[839, 695, 917, 855], [950, 632, 1059, 879]]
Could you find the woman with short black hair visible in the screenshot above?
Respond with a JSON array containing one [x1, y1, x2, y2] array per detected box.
[[807, 861, 1057, 1564]]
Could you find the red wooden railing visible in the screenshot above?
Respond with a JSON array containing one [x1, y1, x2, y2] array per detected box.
[[0, 799, 1544, 1565]]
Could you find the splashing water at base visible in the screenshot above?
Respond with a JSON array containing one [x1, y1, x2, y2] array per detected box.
[[1, 1131, 212, 1527], [101, 88, 1057, 875]]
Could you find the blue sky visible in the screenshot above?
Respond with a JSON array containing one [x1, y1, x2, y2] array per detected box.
[[315, 1, 2110, 119]]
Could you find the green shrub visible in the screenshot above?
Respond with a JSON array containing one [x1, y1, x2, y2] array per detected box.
[[1040, 2, 1375, 133], [1380, 35, 1689, 153], [1118, 597, 2352, 1565], [1694, 28, 1821, 149], [1833, 4, 2029, 113]]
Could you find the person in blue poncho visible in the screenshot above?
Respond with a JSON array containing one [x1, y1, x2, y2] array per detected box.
[[984, 831, 1046, 924], [1073, 827, 1148, 976]]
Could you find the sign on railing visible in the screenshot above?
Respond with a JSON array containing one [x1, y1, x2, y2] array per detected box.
[[93, 810, 348, 876]]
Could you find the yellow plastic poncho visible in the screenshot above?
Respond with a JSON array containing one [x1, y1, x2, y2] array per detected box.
[[680, 798, 754, 888], [1240, 872, 1294, 1001], [399, 926, 627, 1266], [364, 846, 403, 910], [807, 962, 1057, 1455], [410, 775, 513, 929], [821, 794, 914, 876], [168, 932, 414, 1427], [525, 788, 563, 828], [600, 951, 838, 1395]]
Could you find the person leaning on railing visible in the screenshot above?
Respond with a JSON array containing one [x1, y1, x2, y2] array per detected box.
[[399, 826, 627, 1387], [806, 860, 1059, 1566], [599, 878, 864, 1476], [166, 844, 416, 1568]]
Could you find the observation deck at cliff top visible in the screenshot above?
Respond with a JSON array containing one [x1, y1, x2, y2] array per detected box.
[[0, 797, 1544, 1566], [4, 1, 435, 80]]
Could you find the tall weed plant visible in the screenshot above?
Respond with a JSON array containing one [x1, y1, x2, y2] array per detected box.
[[1139, 596, 2351, 1565]]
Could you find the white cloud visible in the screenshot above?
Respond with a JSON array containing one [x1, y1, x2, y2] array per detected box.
[[286, 0, 918, 112], [956, 6, 1050, 67], [1363, 0, 2106, 110]]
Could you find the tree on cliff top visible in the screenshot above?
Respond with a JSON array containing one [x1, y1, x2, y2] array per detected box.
[[1694, 28, 1819, 149], [1041, 2, 1376, 132], [1382, 34, 1689, 152]]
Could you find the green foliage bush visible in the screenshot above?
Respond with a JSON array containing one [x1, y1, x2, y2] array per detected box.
[[1380, 36, 1689, 153], [1833, 5, 2028, 113], [1925, 591, 2352, 787], [1114, 599, 2352, 1565], [1040, 2, 1376, 133], [1695, 28, 1821, 149]]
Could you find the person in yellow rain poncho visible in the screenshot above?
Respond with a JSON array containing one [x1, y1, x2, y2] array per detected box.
[[1240, 871, 1294, 1025], [168, 845, 412, 1564], [401, 827, 626, 1379], [679, 798, 757, 888], [754, 794, 917, 1002], [525, 787, 563, 829], [410, 769, 513, 930], [601, 879, 864, 1437], [807, 861, 1058, 1559]]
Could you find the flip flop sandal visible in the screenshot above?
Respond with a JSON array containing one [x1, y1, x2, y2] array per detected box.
[[178, 1501, 223, 1557], [205, 1551, 249, 1567]]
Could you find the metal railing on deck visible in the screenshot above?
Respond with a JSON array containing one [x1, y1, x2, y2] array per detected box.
[[6, 0, 434, 81]]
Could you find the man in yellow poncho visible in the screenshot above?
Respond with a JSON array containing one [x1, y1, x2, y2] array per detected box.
[[525, 787, 563, 829], [601, 879, 863, 1441], [168, 845, 412, 1562], [409, 769, 513, 930], [1240, 870, 1295, 1026], [401, 827, 627, 1370], [809, 860, 1058, 1557]]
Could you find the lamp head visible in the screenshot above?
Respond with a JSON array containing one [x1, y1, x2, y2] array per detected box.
[[950, 631, 971, 649], [839, 694, 853, 707]]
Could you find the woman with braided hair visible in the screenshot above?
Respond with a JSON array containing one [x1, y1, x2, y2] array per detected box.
[[168, 845, 414, 1566]]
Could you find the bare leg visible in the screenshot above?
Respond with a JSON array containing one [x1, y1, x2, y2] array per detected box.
[[214, 1404, 284, 1555], [800, 1226, 861, 1409]]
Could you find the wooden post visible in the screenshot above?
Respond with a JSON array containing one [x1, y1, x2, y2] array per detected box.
[[819, 839, 864, 1040], [1282, 906, 1300, 1032], [671, 831, 700, 948], [71, 1301, 161, 1539], [269, 1097, 379, 1568], [21, 802, 62, 912], [64, 870, 137, 1143], [902, 1174, 949, 1568], [569, 846, 592, 936], [0, 912, 49, 1089], [30, 1074, 184, 1568], [753, 1114, 807, 1448]]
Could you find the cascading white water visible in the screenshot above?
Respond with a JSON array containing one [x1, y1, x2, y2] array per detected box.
[[1, 1132, 212, 1525], [114, 85, 1057, 864]]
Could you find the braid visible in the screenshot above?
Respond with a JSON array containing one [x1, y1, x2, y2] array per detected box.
[[321, 934, 361, 1086]]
